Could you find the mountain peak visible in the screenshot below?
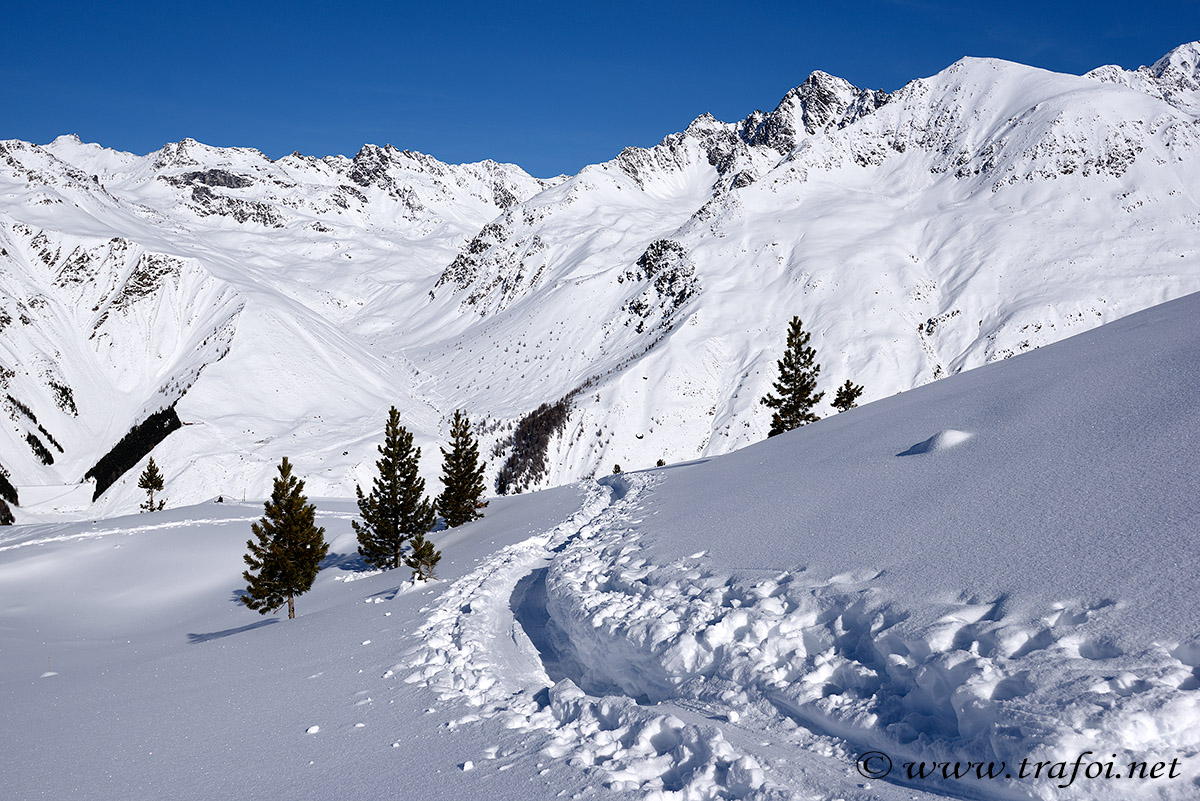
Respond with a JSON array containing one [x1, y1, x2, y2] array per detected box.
[[1086, 41, 1200, 115], [1150, 40, 1200, 90]]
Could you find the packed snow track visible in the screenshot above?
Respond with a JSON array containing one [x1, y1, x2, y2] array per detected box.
[[405, 473, 1199, 799]]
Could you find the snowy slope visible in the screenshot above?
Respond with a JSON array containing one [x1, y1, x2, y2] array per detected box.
[[3, 290, 1197, 801], [0, 138, 553, 516], [3, 43, 1200, 516]]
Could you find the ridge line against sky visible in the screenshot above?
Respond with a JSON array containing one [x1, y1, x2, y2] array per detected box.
[[3, 1, 1199, 178]]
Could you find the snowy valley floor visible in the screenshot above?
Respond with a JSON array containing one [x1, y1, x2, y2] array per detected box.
[[4, 294, 1200, 800]]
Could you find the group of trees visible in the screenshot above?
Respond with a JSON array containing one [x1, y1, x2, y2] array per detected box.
[[761, 316, 864, 437], [124, 315, 848, 620], [241, 407, 486, 619]]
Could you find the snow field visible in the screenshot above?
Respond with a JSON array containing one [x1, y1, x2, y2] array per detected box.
[[408, 463, 1200, 799], [408, 476, 778, 799]]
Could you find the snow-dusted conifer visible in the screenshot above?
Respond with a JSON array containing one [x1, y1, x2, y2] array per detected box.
[[405, 531, 441, 581], [435, 410, 487, 528], [832, 379, 864, 413], [242, 457, 328, 620], [137, 456, 166, 512], [354, 407, 434, 570], [0, 497, 12, 526], [761, 316, 824, 436]]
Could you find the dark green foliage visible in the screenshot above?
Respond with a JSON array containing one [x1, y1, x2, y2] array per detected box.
[[84, 405, 182, 499], [242, 457, 328, 620], [761, 316, 824, 437], [656, 458, 666, 467], [0, 463, 17, 506], [612, 464, 622, 474], [495, 396, 572, 495], [354, 407, 435, 570], [26, 432, 54, 465], [832, 379, 865, 413], [435, 410, 487, 528], [405, 530, 441, 581], [0, 497, 12, 525], [6, 394, 37, 424], [137, 456, 165, 512], [37, 423, 63, 453], [49, 381, 77, 416], [7, 391, 65, 451]]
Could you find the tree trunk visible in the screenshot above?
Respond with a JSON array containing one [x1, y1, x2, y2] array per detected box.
[[288, 595, 295, 619]]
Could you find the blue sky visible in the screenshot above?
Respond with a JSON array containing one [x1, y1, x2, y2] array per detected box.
[[4, 1, 1197, 177]]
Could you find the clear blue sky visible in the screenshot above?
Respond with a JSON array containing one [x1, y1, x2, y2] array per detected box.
[[4, 1, 1197, 177]]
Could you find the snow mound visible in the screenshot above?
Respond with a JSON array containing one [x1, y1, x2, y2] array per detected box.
[[898, 429, 973, 456]]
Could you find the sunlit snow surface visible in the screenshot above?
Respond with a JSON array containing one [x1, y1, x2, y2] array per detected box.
[[3, 44, 1200, 515], [3, 293, 1198, 800]]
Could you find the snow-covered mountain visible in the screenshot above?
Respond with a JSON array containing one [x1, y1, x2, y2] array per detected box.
[[3, 42, 1200, 517]]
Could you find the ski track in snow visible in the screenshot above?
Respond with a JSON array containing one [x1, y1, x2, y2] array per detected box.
[[406, 474, 1200, 800]]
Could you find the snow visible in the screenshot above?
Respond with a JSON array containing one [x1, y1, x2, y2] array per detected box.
[[3, 291, 1198, 800], [4, 43, 1200, 516]]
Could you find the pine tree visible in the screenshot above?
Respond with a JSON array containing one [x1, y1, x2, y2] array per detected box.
[[242, 457, 328, 619], [761, 316, 825, 436], [137, 456, 165, 512], [354, 407, 435, 570], [0, 497, 13, 526], [832, 379, 864, 413], [405, 530, 441, 581], [435, 409, 487, 528]]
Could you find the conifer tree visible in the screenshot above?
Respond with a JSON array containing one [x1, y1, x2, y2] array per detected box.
[[0, 497, 12, 526], [405, 530, 441, 581], [137, 456, 166, 512], [354, 407, 435, 570], [761, 316, 824, 436], [832, 379, 865, 413], [242, 457, 328, 620], [435, 409, 487, 528]]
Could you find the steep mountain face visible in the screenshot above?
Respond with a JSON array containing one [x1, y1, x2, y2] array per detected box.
[[1087, 41, 1200, 115], [3, 43, 1199, 518], [0, 138, 552, 515]]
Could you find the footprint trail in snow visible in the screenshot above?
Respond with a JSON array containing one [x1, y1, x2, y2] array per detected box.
[[405, 473, 1200, 800]]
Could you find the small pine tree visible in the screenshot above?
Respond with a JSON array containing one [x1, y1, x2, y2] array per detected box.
[[656, 458, 666, 467], [137, 456, 166, 512], [405, 530, 441, 581], [435, 410, 487, 528], [0, 497, 13, 526], [761, 316, 824, 436], [242, 457, 329, 620], [354, 407, 435, 570], [612, 464, 622, 474], [832, 379, 864, 413]]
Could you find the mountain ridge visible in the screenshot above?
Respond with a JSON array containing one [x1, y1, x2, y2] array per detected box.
[[2, 42, 1199, 518]]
